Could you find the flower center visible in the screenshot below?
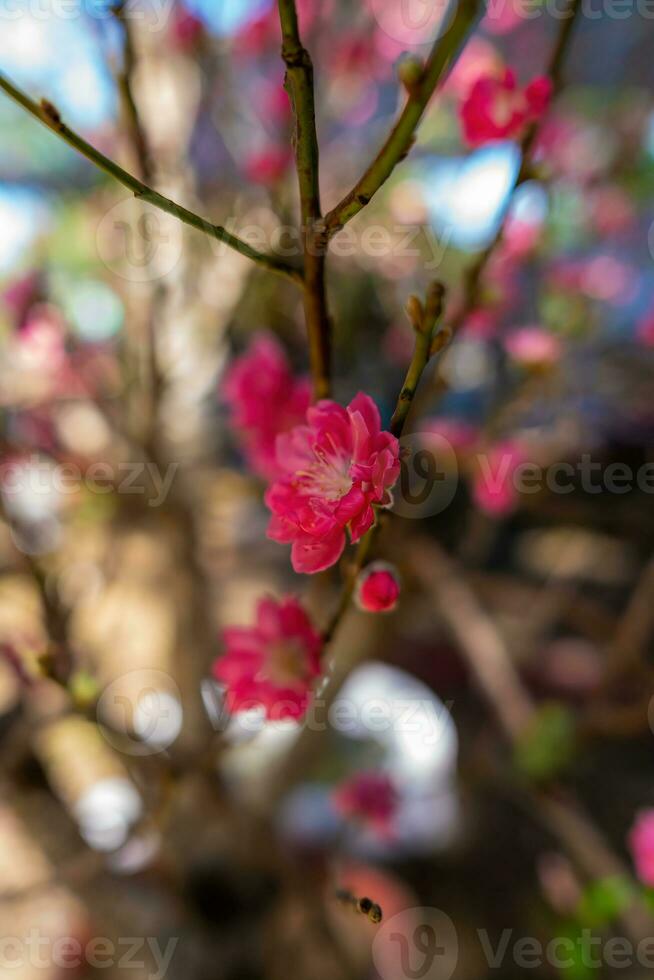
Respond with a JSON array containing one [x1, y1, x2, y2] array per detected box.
[[297, 439, 353, 501], [492, 91, 518, 128], [258, 640, 308, 689]]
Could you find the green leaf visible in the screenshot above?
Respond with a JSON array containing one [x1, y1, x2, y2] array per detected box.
[[577, 876, 636, 927], [514, 703, 576, 782]]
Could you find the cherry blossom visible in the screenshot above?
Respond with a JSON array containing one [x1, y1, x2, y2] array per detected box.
[[332, 771, 399, 837], [221, 334, 311, 481], [213, 596, 322, 721], [265, 393, 400, 573], [460, 68, 552, 147]]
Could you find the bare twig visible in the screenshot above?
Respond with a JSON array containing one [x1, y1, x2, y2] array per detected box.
[[113, 1, 153, 184], [322, 0, 482, 239], [447, 0, 582, 336], [278, 0, 331, 397], [0, 72, 303, 285]]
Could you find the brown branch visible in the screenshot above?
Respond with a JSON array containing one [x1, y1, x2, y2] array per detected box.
[[278, 0, 331, 398], [113, 1, 153, 184]]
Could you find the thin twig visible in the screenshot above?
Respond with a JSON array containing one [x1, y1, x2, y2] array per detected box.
[[113, 1, 153, 184], [278, 0, 331, 397], [322, 0, 482, 239], [0, 72, 303, 286], [322, 282, 448, 645], [447, 0, 582, 336]]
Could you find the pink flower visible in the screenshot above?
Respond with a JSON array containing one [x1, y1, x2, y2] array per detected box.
[[503, 212, 544, 259], [221, 334, 311, 481], [265, 393, 400, 574], [548, 256, 636, 304], [472, 441, 527, 517], [422, 416, 479, 453], [637, 309, 654, 347], [445, 37, 502, 97], [332, 771, 399, 837], [212, 596, 322, 721], [460, 69, 552, 147], [2, 270, 41, 326], [170, 5, 204, 51], [628, 809, 654, 886], [461, 308, 499, 341], [483, 0, 528, 34], [356, 563, 400, 613], [16, 305, 67, 373], [504, 326, 562, 368], [589, 186, 635, 237], [243, 146, 292, 186]]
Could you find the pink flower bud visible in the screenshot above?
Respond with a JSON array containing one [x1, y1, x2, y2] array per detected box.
[[355, 563, 400, 613]]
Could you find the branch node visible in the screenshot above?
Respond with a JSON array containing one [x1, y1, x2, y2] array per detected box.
[[39, 98, 62, 129]]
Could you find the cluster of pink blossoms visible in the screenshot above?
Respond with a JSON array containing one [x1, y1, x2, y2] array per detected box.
[[221, 334, 311, 481], [265, 393, 400, 574], [213, 596, 322, 721], [216, 338, 401, 718], [460, 68, 552, 147]]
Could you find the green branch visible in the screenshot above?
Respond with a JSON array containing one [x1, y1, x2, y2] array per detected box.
[[0, 72, 303, 286], [278, 0, 331, 398], [322, 0, 482, 239]]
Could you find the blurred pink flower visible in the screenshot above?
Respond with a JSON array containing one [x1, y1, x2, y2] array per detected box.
[[445, 37, 503, 97], [637, 309, 654, 347], [628, 809, 654, 886], [548, 256, 636, 304], [2, 270, 42, 326], [460, 69, 552, 147], [356, 562, 400, 613], [503, 212, 544, 258], [504, 326, 562, 368], [589, 185, 635, 237], [461, 308, 499, 340], [266, 393, 400, 574], [213, 596, 322, 721], [170, 5, 204, 51], [243, 145, 292, 186], [332, 771, 399, 837], [472, 440, 527, 517], [483, 0, 528, 34], [422, 416, 479, 453], [221, 334, 311, 481], [16, 305, 67, 373]]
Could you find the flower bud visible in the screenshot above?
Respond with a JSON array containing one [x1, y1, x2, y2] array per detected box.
[[398, 56, 424, 92], [355, 562, 401, 613]]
